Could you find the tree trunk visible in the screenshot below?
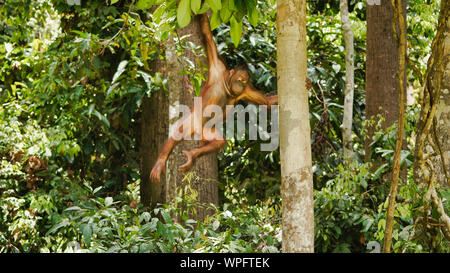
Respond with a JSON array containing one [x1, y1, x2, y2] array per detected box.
[[382, 0, 407, 253], [277, 0, 314, 253], [414, 0, 450, 239], [340, 0, 355, 163], [165, 15, 219, 222], [140, 17, 219, 221], [140, 56, 168, 209], [365, 0, 406, 161]]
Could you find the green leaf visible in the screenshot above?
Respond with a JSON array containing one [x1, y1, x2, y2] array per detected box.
[[185, 219, 197, 225], [228, 0, 236, 11], [373, 163, 388, 179], [206, 0, 221, 12], [93, 110, 110, 128], [152, 4, 165, 23], [210, 11, 221, 30], [105, 197, 113, 206], [112, 60, 128, 84], [137, 70, 152, 92], [102, 18, 124, 30], [136, 0, 154, 10], [233, 0, 246, 19], [177, 0, 192, 28], [87, 104, 95, 116], [378, 219, 386, 231], [157, 221, 167, 239], [363, 218, 374, 232], [110, 0, 119, 5], [46, 219, 70, 235], [71, 30, 88, 38], [65, 206, 82, 211], [248, 5, 259, 26], [220, 5, 232, 23], [161, 210, 172, 224], [139, 212, 151, 223], [212, 220, 220, 231], [167, 229, 174, 243], [230, 16, 243, 47], [198, 1, 210, 14], [157, 242, 169, 252], [400, 150, 411, 166], [441, 189, 450, 214], [360, 179, 368, 189], [191, 0, 201, 14], [93, 186, 102, 194], [81, 223, 92, 245], [106, 82, 120, 97]]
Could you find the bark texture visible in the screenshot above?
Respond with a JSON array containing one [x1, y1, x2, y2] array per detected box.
[[365, 0, 406, 161], [140, 16, 219, 221], [140, 56, 168, 209], [277, 0, 314, 253], [414, 0, 450, 239], [165, 15, 219, 221], [340, 0, 355, 162]]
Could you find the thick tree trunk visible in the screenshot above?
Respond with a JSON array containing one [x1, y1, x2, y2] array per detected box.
[[340, 0, 355, 162], [165, 15, 219, 221], [140, 17, 219, 221], [365, 2, 407, 241], [365, 0, 406, 161], [277, 0, 314, 253], [414, 0, 450, 239], [140, 57, 168, 209], [382, 0, 407, 253]]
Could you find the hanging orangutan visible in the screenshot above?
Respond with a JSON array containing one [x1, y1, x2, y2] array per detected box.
[[150, 13, 278, 183]]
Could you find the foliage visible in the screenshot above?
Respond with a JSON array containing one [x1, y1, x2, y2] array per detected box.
[[1, 0, 173, 195], [406, 0, 440, 84], [217, 1, 368, 198], [0, 0, 447, 253], [215, 1, 279, 203], [0, 102, 80, 252], [0, 127, 281, 253], [314, 159, 450, 253], [136, 0, 265, 47], [314, 162, 382, 253]]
